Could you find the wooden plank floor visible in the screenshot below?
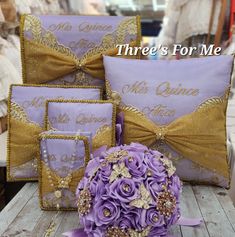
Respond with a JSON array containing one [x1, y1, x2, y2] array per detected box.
[[0, 183, 235, 237]]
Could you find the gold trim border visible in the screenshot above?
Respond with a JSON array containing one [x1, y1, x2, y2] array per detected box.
[[37, 134, 90, 211], [20, 14, 27, 84], [44, 99, 117, 148], [136, 15, 142, 59], [7, 84, 102, 182]]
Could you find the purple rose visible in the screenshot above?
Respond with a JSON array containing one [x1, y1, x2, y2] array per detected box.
[[144, 177, 163, 200], [149, 226, 167, 237], [98, 163, 112, 182], [169, 175, 182, 199], [94, 199, 120, 226], [124, 152, 147, 178], [127, 143, 148, 152], [117, 209, 142, 230], [85, 157, 101, 178], [140, 208, 165, 228], [109, 178, 138, 203], [106, 146, 122, 154], [89, 179, 106, 199], [145, 155, 167, 181]]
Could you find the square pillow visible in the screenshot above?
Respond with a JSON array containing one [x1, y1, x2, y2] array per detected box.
[[38, 131, 91, 210], [104, 55, 234, 187], [21, 15, 141, 87], [7, 84, 101, 182], [45, 100, 116, 151]]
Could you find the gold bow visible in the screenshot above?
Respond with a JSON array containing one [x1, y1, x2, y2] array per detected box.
[[24, 39, 138, 84], [9, 118, 43, 167], [41, 162, 85, 194], [121, 97, 229, 178], [21, 15, 140, 84]]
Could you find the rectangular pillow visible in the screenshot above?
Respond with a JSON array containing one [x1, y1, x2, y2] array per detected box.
[[20, 15, 141, 87], [104, 55, 234, 188], [7, 84, 101, 182], [45, 100, 116, 151], [38, 131, 90, 210]]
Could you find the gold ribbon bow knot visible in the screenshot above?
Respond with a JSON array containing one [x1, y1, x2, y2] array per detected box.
[[121, 100, 229, 178], [155, 126, 168, 140], [24, 39, 138, 84]]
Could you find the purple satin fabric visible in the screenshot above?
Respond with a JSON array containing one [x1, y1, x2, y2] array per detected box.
[[176, 216, 202, 226], [63, 217, 202, 237], [63, 229, 88, 237]]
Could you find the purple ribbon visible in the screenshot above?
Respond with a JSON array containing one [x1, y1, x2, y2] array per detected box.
[[63, 229, 88, 237], [63, 217, 202, 237], [176, 216, 202, 226]]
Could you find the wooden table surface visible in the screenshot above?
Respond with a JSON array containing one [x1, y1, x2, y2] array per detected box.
[[0, 183, 235, 237]]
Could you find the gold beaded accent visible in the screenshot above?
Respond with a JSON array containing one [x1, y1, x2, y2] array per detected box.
[[103, 208, 111, 217], [156, 191, 176, 217], [105, 227, 129, 237], [147, 170, 152, 177], [57, 175, 72, 189], [77, 189, 92, 215], [128, 157, 133, 162], [155, 126, 168, 140], [123, 184, 131, 192], [152, 216, 159, 222], [54, 190, 62, 199], [106, 150, 129, 163]]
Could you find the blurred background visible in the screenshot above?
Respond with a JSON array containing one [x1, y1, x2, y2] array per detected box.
[[1, 0, 235, 209]]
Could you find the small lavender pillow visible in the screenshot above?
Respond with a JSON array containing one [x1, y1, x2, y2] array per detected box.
[[45, 100, 116, 152], [38, 131, 91, 210], [7, 84, 101, 182], [104, 55, 234, 188]]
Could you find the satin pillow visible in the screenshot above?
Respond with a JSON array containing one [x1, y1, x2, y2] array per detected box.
[[104, 55, 234, 188], [45, 100, 116, 152]]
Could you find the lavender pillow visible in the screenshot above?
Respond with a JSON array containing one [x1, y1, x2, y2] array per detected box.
[[38, 131, 91, 210], [104, 55, 234, 187], [7, 84, 101, 182], [21, 15, 141, 87], [45, 100, 116, 152]]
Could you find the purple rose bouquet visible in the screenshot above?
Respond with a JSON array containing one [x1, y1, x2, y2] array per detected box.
[[76, 143, 182, 237]]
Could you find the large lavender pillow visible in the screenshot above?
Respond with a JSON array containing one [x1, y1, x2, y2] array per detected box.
[[104, 55, 234, 187], [7, 84, 101, 182]]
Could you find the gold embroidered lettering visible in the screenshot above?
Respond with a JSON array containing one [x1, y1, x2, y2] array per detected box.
[[156, 82, 199, 97], [69, 39, 96, 50], [22, 96, 68, 109], [122, 81, 148, 94], [50, 113, 70, 124], [78, 22, 113, 33], [76, 113, 107, 125], [48, 22, 72, 31], [142, 105, 175, 117]]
